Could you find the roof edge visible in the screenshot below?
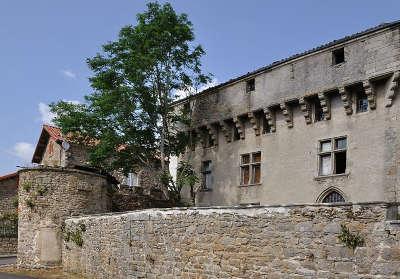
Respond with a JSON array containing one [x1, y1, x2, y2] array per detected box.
[[173, 20, 400, 106]]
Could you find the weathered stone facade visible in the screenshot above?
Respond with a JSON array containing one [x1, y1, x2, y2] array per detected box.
[[111, 186, 173, 212], [175, 22, 400, 206], [0, 173, 18, 214], [0, 173, 18, 255], [0, 238, 17, 255], [63, 202, 399, 278], [17, 167, 113, 268]]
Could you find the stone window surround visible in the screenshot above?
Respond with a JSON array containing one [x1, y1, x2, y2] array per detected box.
[[186, 70, 398, 149], [239, 151, 262, 187], [317, 136, 348, 178]]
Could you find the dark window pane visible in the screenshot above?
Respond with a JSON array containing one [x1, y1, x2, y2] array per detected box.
[[252, 152, 261, 163], [262, 117, 271, 134], [322, 191, 345, 203], [356, 92, 368, 113], [241, 166, 250, 185], [233, 126, 240, 141], [332, 48, 345, 65], [314, 100, 324, 122], [252, 164, 261, 184], [335, 151, 346, 174], [246, 79, 255, 92], [242, 154, 250, 164]]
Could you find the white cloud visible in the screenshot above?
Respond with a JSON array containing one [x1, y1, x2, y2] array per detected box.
[[38, 102, 56, 125], [12, 142, 35, 163], [61, 69, 77, 79], [38, 100, 81, 125], [174, 78, 219, 100]]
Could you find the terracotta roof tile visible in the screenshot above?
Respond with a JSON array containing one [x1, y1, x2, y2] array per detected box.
[[0, 172, 18, 182]]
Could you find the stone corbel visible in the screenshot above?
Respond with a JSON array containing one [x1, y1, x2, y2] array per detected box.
[[206, 124, 218, 146], [263, 107, 276, 132], [338, 87, 353, 115], [385, 71, 400, 107], [248, 112, 260, 136], [299, 97, 312, 124], [363, 80, 376, 110], [219, 120, 232, 143], [318, 92, 331, 120], [280, 103, 293, 128], [233, 116, 245, 140]]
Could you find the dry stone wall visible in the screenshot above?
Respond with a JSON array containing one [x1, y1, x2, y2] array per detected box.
[[63, 202, 400, 278], [18, 167, 113, 268], [0, 238, 17, 255]]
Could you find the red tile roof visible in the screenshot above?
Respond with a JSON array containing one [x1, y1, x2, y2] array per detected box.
[[42, 125, 63, 142], [32, 125, 64, 163], [0, 172, 18, 182]]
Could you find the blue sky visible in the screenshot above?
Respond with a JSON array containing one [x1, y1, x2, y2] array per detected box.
[[0, 0, 399, 175]]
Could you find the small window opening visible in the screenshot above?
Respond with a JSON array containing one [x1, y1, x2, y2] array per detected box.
[[246, 78, 255, 93], [332, 48, 345, 65], [233, 126, 240, 141], [262, 117, 271, 134], [201, 161, 212, 189], [356, 90, 368, 113], [322, 191, 345, 203], [206, 133, 215, 148], [335, 152, 346, 174], [313, 99, 324, 122]]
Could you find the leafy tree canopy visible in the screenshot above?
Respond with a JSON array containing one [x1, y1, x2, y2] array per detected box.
[[51, 2, 211, 175]]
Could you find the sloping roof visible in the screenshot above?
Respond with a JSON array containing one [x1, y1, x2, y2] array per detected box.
[[0, 172, 18, 182], [32, 125, 64, 163], [173, 20, 400, 105], [43, 125, 63, 142]]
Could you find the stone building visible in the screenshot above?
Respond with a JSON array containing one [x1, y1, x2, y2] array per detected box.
[[32, 124, 163, 193], [176, 21, 400, 206], [0, 172, 18, 214]]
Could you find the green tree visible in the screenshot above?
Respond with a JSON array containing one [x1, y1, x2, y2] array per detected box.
[[51, 2, 210, 187]]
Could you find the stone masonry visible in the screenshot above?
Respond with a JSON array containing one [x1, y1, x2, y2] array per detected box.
[[176, 22, 400, 206], [63, 202, 399, 278], [0, 173, 18, 255], [17, 167, 113, 268]]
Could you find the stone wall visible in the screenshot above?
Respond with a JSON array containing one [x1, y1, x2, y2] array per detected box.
[[111, 186, 173, 212], [0, 238, 17, 255], [0, 175, 18, 213], [18, 167, 113, 268], [63, 202, 399, 278]]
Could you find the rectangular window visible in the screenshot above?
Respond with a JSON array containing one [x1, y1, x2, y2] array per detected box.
[[356, 91, 368, 113], [332, 47, 345, 65], [124, 172, 139, 187], [318, 137, 347, 176], [201, 161, 212, 189], [240, 152, 261, 185], [246, 78, 255, 93], [313, 99, 324, 122]]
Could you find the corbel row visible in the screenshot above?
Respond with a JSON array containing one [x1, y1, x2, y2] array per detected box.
[[188, 70, 399, 148], [385, 70, 400, 107]]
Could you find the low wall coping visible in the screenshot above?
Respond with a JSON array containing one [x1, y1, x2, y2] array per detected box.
[[18, 166, 109, 179], [65, 201, 397, 222]]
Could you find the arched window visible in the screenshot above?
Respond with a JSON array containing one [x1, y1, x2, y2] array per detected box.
[[322, 191, 345, 203]]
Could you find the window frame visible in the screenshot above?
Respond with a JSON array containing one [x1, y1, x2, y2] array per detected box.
[[332, 47, 345, 65], [355, 91, 369, 113], [240, 152, 262, 186], [246, 78, 255, 93], [317, 136, 348, 177], [201, 160, 212, 190]]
